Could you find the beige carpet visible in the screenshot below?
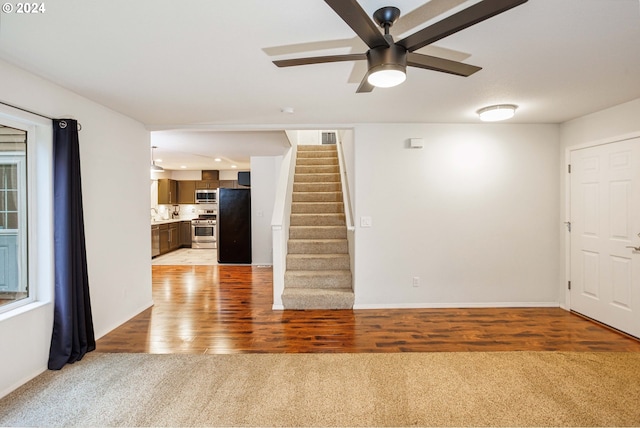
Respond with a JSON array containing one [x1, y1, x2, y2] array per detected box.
[[1, 352, 639, 427]]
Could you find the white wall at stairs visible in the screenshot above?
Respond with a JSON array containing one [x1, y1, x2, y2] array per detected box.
[[352, 123, 561, 308], [251, 156, 283, 265]]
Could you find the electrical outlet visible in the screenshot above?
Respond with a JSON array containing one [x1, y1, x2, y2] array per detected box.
[[412, 277, 420, 287], [360, 216, 372, 228]]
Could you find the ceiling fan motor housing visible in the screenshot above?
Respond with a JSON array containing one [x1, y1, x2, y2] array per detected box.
[[367, 43, 407, 75]]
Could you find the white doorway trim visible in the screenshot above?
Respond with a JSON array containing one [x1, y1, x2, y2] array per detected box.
[[564, 131, 640, 326]]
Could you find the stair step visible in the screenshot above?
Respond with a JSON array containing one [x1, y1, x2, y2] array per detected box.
[[297, 151, 338, 159], [293, 192, 343, 203], [284, 270, 352, 289], [296, 157, 339, 166], [288, 239, 348, 254], [289, 225, 347, 239], [298, 144, 337, 151], [290, 213, 345, 226], [292, 202, 344, 214], [282, 287, 354, 310], [286, 253, 350, 270], [293, 182, 342, 192], [295, 165, 340, 174], [294, 173, 340, 183]]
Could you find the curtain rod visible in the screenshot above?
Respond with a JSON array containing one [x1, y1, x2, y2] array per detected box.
[[0, 100, 82, 130]]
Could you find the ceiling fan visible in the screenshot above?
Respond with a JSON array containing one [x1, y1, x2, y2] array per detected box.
[[273, 0, 528, 92]]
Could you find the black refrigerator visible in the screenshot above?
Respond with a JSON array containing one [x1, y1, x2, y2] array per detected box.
[[217, 188, 252, 264]]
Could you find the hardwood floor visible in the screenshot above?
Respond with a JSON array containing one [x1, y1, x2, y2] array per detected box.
[[97, 265, 640, 354]]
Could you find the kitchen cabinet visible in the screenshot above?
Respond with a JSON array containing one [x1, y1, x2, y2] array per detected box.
[[197, 170, 220, 189], [169, 223, 180, 251], [151, 225, 160, 257], [159, 224, 170, 254], [155, 221, 189, 258], [180, 221, 192, 247], [196, 180, 219, 189], [177, 180, 196, 204], [219, 180, 239, 189], [158, 179, 177, 204]]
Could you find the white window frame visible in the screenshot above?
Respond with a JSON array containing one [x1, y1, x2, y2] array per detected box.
[[0, 107, 53, 318]]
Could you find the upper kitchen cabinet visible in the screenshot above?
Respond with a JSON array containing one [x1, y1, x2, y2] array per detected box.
[[158, 178, 177, 204], [219, 180, 240, 188], [177, 180, 196, 204], [197, 170, 220, 189], [196, 180, 220, 189]]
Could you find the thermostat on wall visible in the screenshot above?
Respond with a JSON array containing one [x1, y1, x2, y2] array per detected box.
[[409, 138, 424, 149]]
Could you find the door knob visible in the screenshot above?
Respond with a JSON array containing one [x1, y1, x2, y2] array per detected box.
[[626, 246, 640, 252]]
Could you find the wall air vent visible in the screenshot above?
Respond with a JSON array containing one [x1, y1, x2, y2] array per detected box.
[[322, 132, 337, 145]]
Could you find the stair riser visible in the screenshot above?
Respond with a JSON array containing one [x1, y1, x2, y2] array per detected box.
[[295, 165, 340, 174], [290, 214, 345, 226], [281, 292, 354, 310], [285, 272, 352, 289], [291, 203, 343, 214], [296, 157, 339, 166], [293, 192, 343, 202], [293, 183, 342, 192], [297, 151, 338, 159], [286, 255, 350, 270], [298, 144, 337, 151], [294, 173, 340, 183], [289, 226, 347, 239], [288, 240, 348, 254]]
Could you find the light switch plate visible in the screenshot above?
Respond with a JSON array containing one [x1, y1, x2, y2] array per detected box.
[[360, 216, 372, 228]]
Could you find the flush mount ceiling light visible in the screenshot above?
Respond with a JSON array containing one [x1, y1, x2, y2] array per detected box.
[[150, 145, 164, 172], [477, 104, 518, 122]]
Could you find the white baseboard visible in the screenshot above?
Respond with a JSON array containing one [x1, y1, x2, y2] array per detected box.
[[272, 304, 284, 310], [0, 366, 46, 399], [353, 301, 560, 310]]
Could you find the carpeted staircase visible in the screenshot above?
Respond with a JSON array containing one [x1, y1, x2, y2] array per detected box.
[[281, 144, 354, 310]]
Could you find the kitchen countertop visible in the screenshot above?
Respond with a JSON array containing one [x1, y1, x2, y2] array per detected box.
[[151, 218, 190, 226]]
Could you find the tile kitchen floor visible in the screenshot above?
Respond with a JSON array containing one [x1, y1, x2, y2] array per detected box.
[[152, 248, 218, 265]]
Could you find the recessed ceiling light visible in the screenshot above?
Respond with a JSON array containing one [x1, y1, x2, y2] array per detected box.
[[155, 158, 163, 163], [180, 166, 187, 169], [281, 107, 294, 114], [477, 104, 517, 122], [214, 158, 221, 162], [231, 165, 237, 169]]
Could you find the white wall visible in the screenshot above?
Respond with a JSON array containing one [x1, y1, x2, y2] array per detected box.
[[251, 156, 282, 265], [0, 59, 152, 397], [558, 97, 640, 306], [353, 123, 561, 308]]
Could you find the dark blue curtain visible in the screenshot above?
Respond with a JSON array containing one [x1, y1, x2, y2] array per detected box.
[[48, 119, 95, 370]]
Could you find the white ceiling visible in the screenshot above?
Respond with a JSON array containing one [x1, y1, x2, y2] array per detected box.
[[1, 0, 639, 169]]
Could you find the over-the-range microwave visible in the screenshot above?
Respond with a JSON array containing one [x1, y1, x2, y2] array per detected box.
[[195, 188, 217, 204]]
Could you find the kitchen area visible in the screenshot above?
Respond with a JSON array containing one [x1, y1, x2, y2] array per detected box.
[[151, 169, 252, 265]]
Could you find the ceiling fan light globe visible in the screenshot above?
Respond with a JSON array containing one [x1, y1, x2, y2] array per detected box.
[[477, 104, 517, 122], [367, 68, 406, 88]]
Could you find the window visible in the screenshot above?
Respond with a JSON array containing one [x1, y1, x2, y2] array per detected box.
[[0, 125, 28, 311]]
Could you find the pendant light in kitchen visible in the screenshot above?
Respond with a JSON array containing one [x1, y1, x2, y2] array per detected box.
[[150, 145, 164, 172]]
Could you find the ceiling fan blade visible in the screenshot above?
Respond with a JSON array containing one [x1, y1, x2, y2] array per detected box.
[[356, 72, 374, 93], [407, 52, 481, 77], [397, 0, 528, 52], [273, 53, 366, 67], [393, 0, 469, 35], [324, 0, 389, 49]]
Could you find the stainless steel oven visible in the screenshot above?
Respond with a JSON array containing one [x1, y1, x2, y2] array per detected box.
[[192, 217, 216, 249]]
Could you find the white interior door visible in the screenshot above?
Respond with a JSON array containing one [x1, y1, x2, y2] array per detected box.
[[570, 138, 640, 338]]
